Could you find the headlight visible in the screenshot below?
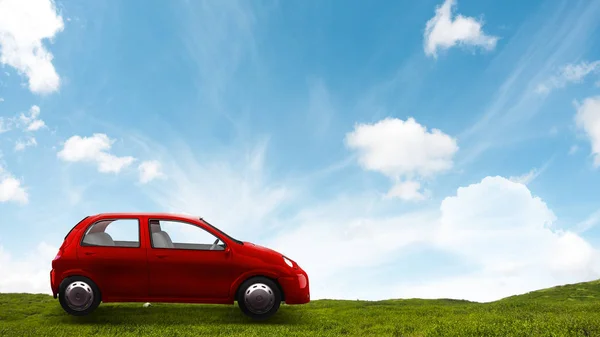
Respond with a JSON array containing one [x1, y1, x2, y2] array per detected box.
[[283, 256, 294, 268]]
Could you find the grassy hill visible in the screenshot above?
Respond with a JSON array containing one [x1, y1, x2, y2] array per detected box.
[[1, 280, 599, 337]]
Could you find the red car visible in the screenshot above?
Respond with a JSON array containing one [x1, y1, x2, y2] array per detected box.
[[50, 213, 310, 319]]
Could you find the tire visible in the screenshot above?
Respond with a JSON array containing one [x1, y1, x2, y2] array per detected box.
[[58, 276, 101, 316], [237, 277, 282, 320]]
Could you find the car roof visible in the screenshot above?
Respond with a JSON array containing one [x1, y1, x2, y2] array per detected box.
[[82, 213, 243, 244], [89, 212, 201, 220]]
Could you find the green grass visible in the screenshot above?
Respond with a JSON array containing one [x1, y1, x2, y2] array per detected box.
[[1, 280, 600, 336]]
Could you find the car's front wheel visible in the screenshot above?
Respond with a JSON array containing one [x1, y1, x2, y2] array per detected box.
[[58, 276, 101, 316], [237, 277, 282, 320]]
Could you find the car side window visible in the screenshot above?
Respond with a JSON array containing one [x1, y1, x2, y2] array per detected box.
[[149, 219, 225, 251], [81, 219, 140, 248]]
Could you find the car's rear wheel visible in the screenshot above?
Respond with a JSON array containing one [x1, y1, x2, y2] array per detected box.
[[58, 276, 101, 316], [237, 277, 281, 320]]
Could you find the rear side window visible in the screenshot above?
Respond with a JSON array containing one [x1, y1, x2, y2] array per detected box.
[[81, 219, 140, 248]]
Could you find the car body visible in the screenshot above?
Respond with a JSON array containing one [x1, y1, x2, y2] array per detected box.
[[51, 213, 309, 319]]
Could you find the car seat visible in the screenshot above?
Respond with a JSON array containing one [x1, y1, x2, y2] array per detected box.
[[83, 232, 116, 246]]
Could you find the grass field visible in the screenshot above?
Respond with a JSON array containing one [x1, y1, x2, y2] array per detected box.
[[1, 280, 599, 337]]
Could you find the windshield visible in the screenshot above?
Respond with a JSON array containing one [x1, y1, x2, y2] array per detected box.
[[199, 218, 244, 245]]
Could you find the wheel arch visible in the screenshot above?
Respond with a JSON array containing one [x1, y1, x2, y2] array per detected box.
[[59, 274, 103, 301], [231, 272, 285, 302]]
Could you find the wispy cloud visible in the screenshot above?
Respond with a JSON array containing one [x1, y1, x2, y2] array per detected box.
[[574, 210, 600, 234], [574, 96, 600, 167], [569, 145, 579, 155], [0, 105, 47, 134], [14, 137, 37, 152], [458, 0, 600, 163], [180, 0, 258, 119], [18, 105, 46, 131], [536, 60, 600, 94], [0, 118, 9, 134], [509, 158, 553, 185], [509, 169, 540, 185], [306, 78, 335, 137], [139, 134, 291, 240]]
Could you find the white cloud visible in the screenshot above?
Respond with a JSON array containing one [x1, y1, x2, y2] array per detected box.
[[574, 96, 600, 167], [346, 118, 458, 178], [411, 176, 599, 302], [0, 167, 28, 204], [435, 176, 557, 251], [0, 97, 4, 102], [14, 137, 37, 151], [0, 242, 57, 294], [138, 160, 165, 183], [57, 133, 136, 173], [270, 176, 600, 302], [424, 0, 498, 58], [0, 0, 65, 94], [345, 117, 458, 199], [536, 60, 600, 94], [384, 180, 427, 201]]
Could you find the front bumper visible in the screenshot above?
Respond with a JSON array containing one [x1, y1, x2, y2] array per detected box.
[[50, 269, 58, 299], [278, 270, 310, 304]]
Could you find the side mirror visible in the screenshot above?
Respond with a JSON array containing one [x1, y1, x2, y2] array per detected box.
[[224, 246, 231, 256]]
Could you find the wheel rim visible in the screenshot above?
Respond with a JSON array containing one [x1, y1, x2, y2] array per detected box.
[[64, 281, 94, 311], [244, 283, 275, 314]]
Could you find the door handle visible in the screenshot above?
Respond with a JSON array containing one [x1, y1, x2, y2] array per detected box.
[[156, 254, 168, 259], [84, 252, 96, 256]]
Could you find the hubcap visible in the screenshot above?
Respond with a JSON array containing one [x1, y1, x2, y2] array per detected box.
[[65, 281, 94, 311], [244, 283, 275, 314]]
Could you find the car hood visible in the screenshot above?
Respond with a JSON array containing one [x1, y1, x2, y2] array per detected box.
[[243, 241, 283, 260]]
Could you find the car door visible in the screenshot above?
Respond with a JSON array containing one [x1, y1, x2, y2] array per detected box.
[[146, 217, 238, 300], [77, 217, 149, 300]]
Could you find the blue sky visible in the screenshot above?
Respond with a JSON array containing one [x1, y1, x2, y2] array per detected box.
[[1, 0, 600, 301]]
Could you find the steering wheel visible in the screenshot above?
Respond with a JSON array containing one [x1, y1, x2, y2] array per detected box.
[[209, 238, 220, 250]]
